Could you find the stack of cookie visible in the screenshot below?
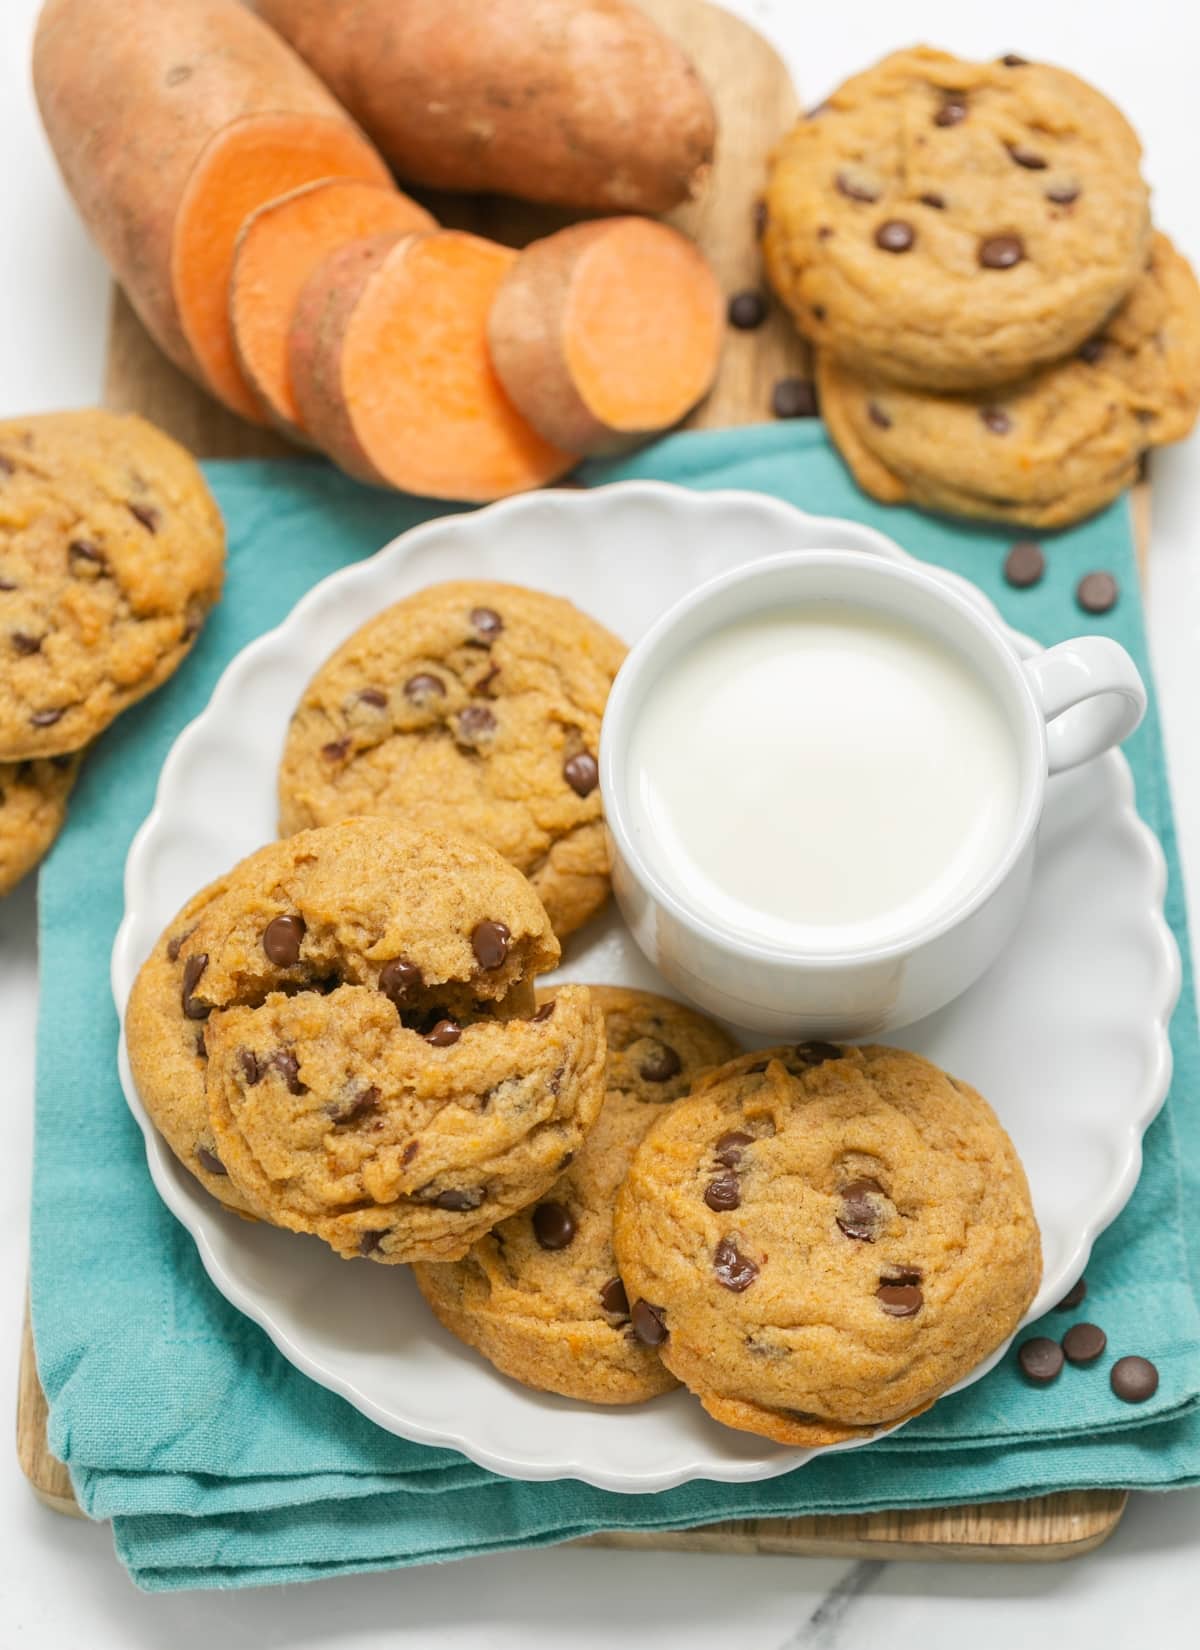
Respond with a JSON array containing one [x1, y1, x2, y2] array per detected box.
[[763, 47, 1200, 529], [0, 410, 224, 897]]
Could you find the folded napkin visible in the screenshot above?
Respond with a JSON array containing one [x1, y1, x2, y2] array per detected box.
[[30, 425, 1200, 1590]]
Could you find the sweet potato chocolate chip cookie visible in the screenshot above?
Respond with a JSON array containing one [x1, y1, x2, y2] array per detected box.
[[818, 232, 1200, 528], [0, 751, 80, 897], [413, 988, 739, 1404], [613, 1043, 1041, 1446], [764, 47, 1150, 390], [127, 819, 609, 1262], [0, 410, 224, 759], [277, 581, 627, 942]]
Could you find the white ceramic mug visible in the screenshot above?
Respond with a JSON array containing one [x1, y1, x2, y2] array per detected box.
[[599, 550, 1147, 1036]]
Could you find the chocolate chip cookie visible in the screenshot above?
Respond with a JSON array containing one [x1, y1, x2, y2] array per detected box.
[[818, 232, 1200, 528], [764, 47, 1151, 390], [277, 581, 627, 941], [0, 752, 80, 897], [127, 818, 609, 1262], [413, 988, 739, 1404], [0, 410, 224, 759], [613, 1043, 1041, 1446]]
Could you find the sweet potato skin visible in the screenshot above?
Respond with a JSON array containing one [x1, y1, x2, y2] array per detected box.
[[33, 0, 387, 402], [253, 0, 716, 212]]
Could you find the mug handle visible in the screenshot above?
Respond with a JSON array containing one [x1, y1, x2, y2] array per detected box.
[[1023, 637, 1147, 776]]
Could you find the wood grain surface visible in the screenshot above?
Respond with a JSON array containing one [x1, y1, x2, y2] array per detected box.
[[17, 0, 1130, 1562]]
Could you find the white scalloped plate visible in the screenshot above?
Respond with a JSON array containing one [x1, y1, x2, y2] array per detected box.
[[112, 483, 1179, 1494]]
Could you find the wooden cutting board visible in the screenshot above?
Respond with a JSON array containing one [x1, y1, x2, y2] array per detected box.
[[18, 0, 1132, 1562]]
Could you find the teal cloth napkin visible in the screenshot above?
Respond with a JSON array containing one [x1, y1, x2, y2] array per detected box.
[[30, 424, 1200, 1591]]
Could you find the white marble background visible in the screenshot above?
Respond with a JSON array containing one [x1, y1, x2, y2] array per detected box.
[[2, 0, 1198, 1642]]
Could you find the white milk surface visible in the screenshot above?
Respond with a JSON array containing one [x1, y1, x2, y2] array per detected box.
[[628, 604, 1022, 950]]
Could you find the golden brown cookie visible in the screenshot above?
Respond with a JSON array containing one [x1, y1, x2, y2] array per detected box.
[[0, 752, 80, 897], [764, 47, 1150, 391], [613, 1043, 1041, 1446], [127, 819, 610, 1263], [414, 987, 739, 1404], [818, 232, 1200, 528], [0, 410, 224, 759], [277, 581, 627, 941]]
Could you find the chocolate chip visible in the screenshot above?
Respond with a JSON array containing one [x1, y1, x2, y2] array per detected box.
[[379, 956, 422, 1007], [404, 672, 445, 704], [321, 735, 351, 761], [532, 1201, 576, 1249], [713, 1236, 758, 1292], [639, 1041, 682, 1083], [875, 219, 915, 253], [563, 751, 599, 796], [68, 539, 105, 570], [835, 170, 879, 203], [402, 1140, 420, 1164], [434, 1186, 484, 1211], [753, 198, 768, 239], [1008, 144, 1047, 169], [329, 1084, 380, 1125], [979, 235, 1024, 269], [1111, 1355, 1158, 1402], [705, 1175, 741, 1211], [30, 708, 65, 727], [471, 919, 510, 970], [531, 1000, 555, 1022], [1055, 1276, 1087, 1310], [456, 705, 496, 742], [263, 913, 305, 966], [981, 406, 1012, 435], [772, 377, 818, 419], [919, 192, 946, 209], [127, 501, 160, 533], [877, 1281, 923, 1316], [934, 97, 967, 126], [1046, 182, 1080, 205], [425, 1018, 462, 1047], [1063, 1322, 1107, 1365], [470, 606, 503, 643], [359, 1230, 385, 1255], [195, 1028, 208, 1059], [1018, 1336, 1064, 1383], [793, 1041, 841, 1067], [867, 401, 891, 429], [196, 1146, 226, 1176], [238, 1047, 261, 1085], [728, 290, 768, 329], [0, 576, 15, 591], [182, 597, 207, 641], [600, 1277, 629, 1317], [166, 928, 193, 963], [1077, 571, 1118, 614], [358, 687, 388, 708], [836, 1177, 884, 1241], [631, 1299, 668, 1344], [714, 1130, 754, 1168], [12, 631, 42, 655], [181, 953, 209, 1019], [817, 224, 834, 240], [1078, 338, 1105, 364], [1004, 541, 1046, 588], [271, 1049, 307, 1095], [744, 1062, 767, 1075], [1001, 53, 1029, 66]]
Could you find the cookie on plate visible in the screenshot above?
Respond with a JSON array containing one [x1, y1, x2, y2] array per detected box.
[[818, 232, 1200, 528], [0, 410, 224, 760], [277, 581, 627, 942], [613, 1043, 1041, 1446], [128, 818, 608, 1263], [414, 987, 739, 1404], [764, 47, 1151, 390], [0, 752, 80, 897]]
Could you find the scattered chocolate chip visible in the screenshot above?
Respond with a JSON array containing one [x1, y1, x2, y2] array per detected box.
[[472, 663, 501, 696], [238, 1047, 261, 1085], [772, 376, 818, 419], [358, 687, 388, 708], [1018, 1335, 1064, 1383], [1111, 1355, 1158, 1402], [935, 97, 967, 127], [404, 672, 446, 704], [470, 606, 503, 643], [794, 1041, 841, 1067], [1078, 338, 1105, 364], [979, 234, 1025, 269], [836, 1177, 885, 1241], [166, 928, 193, 963], [181, 953, 209, 1019], [434, 1186, 484, 1211], [402, 1140, 420, 1165], [704, 1175, 741, 1211], [1046, 182, 1080, 205], [321, 735, 351, 761], [1004, 541, 1046, 588], [11, 630, 44, 657], [548, 1064, 564, 1096], [1001, 53, 1029, 66], [867, 401, 891, 429], [631, 1299, 668, 1344], [0, 576, 16, 591], [165, 63, 193, 86], [714, 1130, 754, 1168], [359, 1229, 385, 1255], [556, 1150, 574, 1171], [919, 191, 946, 209], [875, 219, 915, 253], [68, 538, 105, 570], [563, 751, 599, 796], [877, 1281, 923, 1317], [531, 1000, 555, 1022], [426, 1018, 462, 1047], [30, 708, 65, 727], [271, 1049, 307, 1095], [196, 1146, 226, 1176], [817, 224, 834, 240], [835, 170, 879, 203], [980, 406, 1012, 435], [600, 1277, 630, 1317], [127, 501, 160, 533], [380, 956, 422, 1007], [533, 1201, 576, 1250], [182, 597, 207, 640], [1056, 1276, 1087, 1310], [810, 305, 826, 321], [639, 1041, 682, 1083], [1063, 1322, 1107, 1365], [1077, 571, 1118, 614], [456, 705, 496, 742], [471, 919, 510, 971], [753, 198, 768, 239], [728, 290, 768, 329], [194, 1029, 208, 1060], [714, 1236, 759, 1292], [263, 913, 305, 966], [1008, 144, 1047, 169]]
